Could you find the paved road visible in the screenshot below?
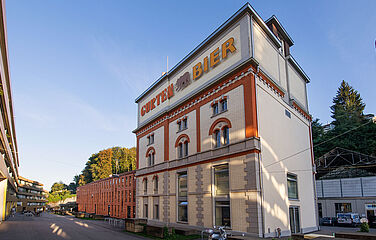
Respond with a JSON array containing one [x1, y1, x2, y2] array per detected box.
[[317, 225, 376, 235], [0, 212, 148, 240]]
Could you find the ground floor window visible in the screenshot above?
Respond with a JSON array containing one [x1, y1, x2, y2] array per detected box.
[[178, 201, 188, 222], [127, 206, 131, 218], [289, 206, 301, 234], [144, 204, 148, 218], [318, 203, 322, 218], [215, 201, 230, 227], [335, 203, 352, 214], [154, 204, 159, 220]]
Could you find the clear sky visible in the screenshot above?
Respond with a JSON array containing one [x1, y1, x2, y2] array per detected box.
[[5, 1, 376, 190]]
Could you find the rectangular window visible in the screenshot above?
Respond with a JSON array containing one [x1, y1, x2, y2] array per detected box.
[[144, 204, 148, 218], [213, 103, 219, 115], [178, 172, 188, 222], [287, 173, 298, 200], [127, 206, 131, 218], [214, 164, 230, 227], [150, 134, 154, 144], [154, 178, 158, 193], [221, 99, 227, 112], [335, 203, 352, 214], [215, 201, 230, 227], [178, 121, 182, 131], [183, 118, 188, 129], [154, 204, 159, 219], [144, 179, 148, 194], [214, 165, 229, 196]]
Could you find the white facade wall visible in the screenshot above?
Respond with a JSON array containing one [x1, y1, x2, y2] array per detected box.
[[256, 79, 316, 235], [288, 64, 307, 109], [169, 110, 197, 160], [200, 85, 245, 152], [138, 126, 164, 169]]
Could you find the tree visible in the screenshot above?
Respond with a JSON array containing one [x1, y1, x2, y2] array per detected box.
[[313, 81, 376, 158], [50, 181, 67, 193]]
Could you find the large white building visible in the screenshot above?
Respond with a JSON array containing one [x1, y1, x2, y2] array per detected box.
[[133, 3, 317, 237]]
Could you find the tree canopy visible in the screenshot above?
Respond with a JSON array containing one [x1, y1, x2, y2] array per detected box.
[[312, 80, 376, 158], [77, 146, 136, 186]]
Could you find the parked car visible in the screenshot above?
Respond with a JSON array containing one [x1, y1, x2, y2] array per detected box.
[[321, 217, 337, 226], [336, 213, 360, 226]]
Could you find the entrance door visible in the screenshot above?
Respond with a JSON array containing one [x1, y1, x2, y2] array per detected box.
[[289, 206, 301, 234]]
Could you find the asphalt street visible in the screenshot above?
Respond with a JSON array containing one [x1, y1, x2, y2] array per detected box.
[[0, 212, 148, 240]]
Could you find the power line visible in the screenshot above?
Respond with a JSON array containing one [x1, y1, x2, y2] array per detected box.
[[263, 120, 373, 169]]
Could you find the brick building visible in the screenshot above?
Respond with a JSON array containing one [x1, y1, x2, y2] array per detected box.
[[77, 171, 136, 219], [16, 176, 47, 213], [133, 3, 317, 238]]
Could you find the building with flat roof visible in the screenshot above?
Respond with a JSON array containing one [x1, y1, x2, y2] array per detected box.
[[315, 148, 376, 222], [133, 3, 317, 238], [77, 171, 136, 219], [16, 176, 47, 213], [0, 0, 20, 222]]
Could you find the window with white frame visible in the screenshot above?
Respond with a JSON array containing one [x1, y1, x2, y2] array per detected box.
[[177, 117, 188, 132], [212, 97, 228, 116], [147, 134, 154, 145], [214, 164, 230, 227], [177, 172, 188, 222], [287, 173, 298, 200]]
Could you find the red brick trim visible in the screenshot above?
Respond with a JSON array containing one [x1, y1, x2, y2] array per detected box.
[[145, 146, 155, 157], [209, 117, 232, 135], [175, 134, 190, 147], [292, 101, 312, 121]]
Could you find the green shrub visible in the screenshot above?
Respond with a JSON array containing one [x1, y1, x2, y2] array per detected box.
[[360, 222, 369, 232]]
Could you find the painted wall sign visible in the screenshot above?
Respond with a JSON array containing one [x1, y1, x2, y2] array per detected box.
[[175, 37, 237, 92], [141, 84, 174, 116]]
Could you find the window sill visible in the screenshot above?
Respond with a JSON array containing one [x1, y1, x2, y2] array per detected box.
[[288, 198, 299, 201], [146, 143, 154, 147], [211, 109, 228, 118], [176, 221, 188, 224], [176, 127, 188, 134]]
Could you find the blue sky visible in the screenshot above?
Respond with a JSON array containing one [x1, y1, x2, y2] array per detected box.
[[6, 1, 376, 190]]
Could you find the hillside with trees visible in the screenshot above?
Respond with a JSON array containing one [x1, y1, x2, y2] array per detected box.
[[47, 146, 136, 203], [312, 80, 376, 158]]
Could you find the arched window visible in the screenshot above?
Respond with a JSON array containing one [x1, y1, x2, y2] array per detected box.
[[178, 143, 183, 158], [223, 126, 229, 146], [175, 134, 190, 159], [146, 147, 156, 166], [214, 130, 221, 148], [184, 141, 189, 157], [209, 118, 232, 149]]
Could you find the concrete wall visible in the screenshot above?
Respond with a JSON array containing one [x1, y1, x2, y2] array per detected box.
[[0, 179, 7, 221], [318, 198, 376, 218]]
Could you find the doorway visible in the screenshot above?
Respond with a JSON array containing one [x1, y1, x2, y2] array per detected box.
[[289, 206, 301, 234]]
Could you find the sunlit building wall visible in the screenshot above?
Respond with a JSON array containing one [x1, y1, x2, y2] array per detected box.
[[133, 3, 317, 237], [0, 0, 20, 222]]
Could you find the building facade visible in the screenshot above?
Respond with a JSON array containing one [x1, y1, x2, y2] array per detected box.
[[315, 148, 376, 222], [133, 3, 317, 238], [77, 171, 136, 219], [16, 176, 47, 213], [0, 0, 20, 221]]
